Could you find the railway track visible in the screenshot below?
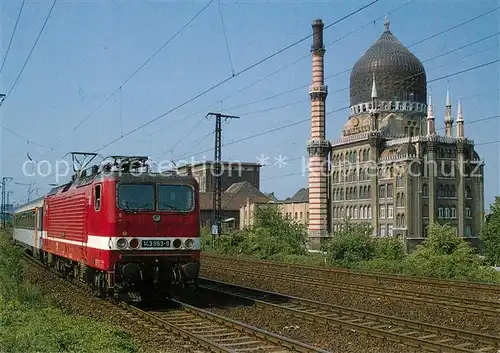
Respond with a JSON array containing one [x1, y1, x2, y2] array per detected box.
[[202, 253, 500, 295], [20, 253, 329, 353], [202, 262, 500, 317], [121, 300, 329, 353], [198, 278, 500, 353]]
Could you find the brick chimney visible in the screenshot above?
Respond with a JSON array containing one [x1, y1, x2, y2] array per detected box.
[[306, 19, 330, 249]]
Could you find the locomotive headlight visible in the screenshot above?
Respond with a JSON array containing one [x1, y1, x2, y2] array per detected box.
[[173, 238, 182, 249], [184, 239, 194, 249], [129, 238, 139, 249], [116, 238, 127, 249]]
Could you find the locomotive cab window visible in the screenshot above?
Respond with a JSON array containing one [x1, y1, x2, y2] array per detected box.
[[117, 184, 155, 211], [95, 184, 101, 211], [158, 185, 194, 212]]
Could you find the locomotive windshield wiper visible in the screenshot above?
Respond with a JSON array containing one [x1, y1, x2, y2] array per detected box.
[[160, 203, 186, 213]]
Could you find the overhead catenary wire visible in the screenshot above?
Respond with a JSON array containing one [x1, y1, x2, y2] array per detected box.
[[150, 0, 416, 149], [224, 30, 500, 113], [2, 0, 57, 102], [0, 0, 26, 76], [37, 2, 497, 180], [177, 59, 500, 161], [89, 0, 380, 154], [29, 0, 216, 163], [237, 43, 500, 117], [217, 0, 235, 76], [139, 0, 413, 150], [71, 0, 215, 132]]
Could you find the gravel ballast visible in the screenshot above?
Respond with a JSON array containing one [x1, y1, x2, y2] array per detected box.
[[201, 263, 500, 337], [22, 260, 206, 353]]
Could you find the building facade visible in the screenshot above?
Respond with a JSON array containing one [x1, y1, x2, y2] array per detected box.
[[240, 188, 309, 229], [176, 161, 261, 193], [308, 17, 485, 250]]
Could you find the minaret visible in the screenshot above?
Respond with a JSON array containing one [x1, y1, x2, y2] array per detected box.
[[368, 73, 380, 236], [456, 98, 464, 138], [307, 19, 329, 249], [456, 97, 465, 237], [426, 92, 435, 136], [370, 73, 378, 131], [444, 89, 453, 137]]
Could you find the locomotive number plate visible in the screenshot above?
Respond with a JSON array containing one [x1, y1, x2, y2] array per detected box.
[[141, 239, 171, 248]]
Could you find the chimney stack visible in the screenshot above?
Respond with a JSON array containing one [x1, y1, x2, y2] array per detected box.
[[307, 19, 330, 249]]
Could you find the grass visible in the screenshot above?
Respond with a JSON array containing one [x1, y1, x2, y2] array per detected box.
[[0, 229, 140, 353]]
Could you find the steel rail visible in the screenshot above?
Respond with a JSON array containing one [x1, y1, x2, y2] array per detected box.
[[199, 278, 500, 353], [202, 253, 500, 293], [20, 253, 328, 352], [125, 299, 330, 353], [202, 263, 500, 317]]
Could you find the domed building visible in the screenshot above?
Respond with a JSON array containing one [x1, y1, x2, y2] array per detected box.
[[306, 17, 485, 250]]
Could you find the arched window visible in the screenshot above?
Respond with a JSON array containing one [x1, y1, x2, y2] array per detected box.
[[363, 149, 369, 161], [422, 183, 428, 197], [396, 174, 404, 187], [445, 207, 450, 218], [437, 207, 443, 218], [466, 186, 472, 199], [367, 206, 372, 219], [451, 207, 456, 218], [438, 185, 444, 197], [353, 206, 357, 219], [387, 184, 394, 198], [450, 185, 456, 197], [423, 204, 429, 217]]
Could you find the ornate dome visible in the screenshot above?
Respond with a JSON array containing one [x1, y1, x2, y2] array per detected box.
[[349, 18, 427, 107]]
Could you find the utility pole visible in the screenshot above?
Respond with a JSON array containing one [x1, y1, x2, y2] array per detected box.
[[1, 177, 13, 228], [206, 112, 240, 248]]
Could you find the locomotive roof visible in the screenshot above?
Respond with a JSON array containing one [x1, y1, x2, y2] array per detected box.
[[46, 170, 198, 197]]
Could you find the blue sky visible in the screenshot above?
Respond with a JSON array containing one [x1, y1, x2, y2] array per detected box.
[[0, 0, 499, 208]]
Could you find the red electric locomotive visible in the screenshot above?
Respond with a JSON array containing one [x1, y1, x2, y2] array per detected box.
[[14, 153, 200, 301]]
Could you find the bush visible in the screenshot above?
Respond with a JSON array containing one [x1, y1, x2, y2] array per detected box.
[[207, 207, 308, 259], [481, 197, 500, 266], [373, 237, 406, 261], [324, 221, 375, 267]]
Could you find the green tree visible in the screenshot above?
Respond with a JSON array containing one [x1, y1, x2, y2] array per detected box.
[[250, 206, 308, 257], [324, 220, 374, 267], [407, 222, 498, 281], [417, 223, 464, 255], [374, 237, 406, 261], [480, 197, 500, 266]]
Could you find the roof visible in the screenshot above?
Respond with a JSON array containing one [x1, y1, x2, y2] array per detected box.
[[380, 142, 416, 158], [284, 188, 309, 203], [265, 192, 279, 202], [199, 181, 271, 211], [349, 22, 426, 106]]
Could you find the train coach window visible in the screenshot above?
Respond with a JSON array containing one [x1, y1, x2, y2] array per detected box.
[[95, 184, 101, 211]]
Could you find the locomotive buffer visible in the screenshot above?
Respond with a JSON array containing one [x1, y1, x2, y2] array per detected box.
[[206, 112, 239, 247]]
